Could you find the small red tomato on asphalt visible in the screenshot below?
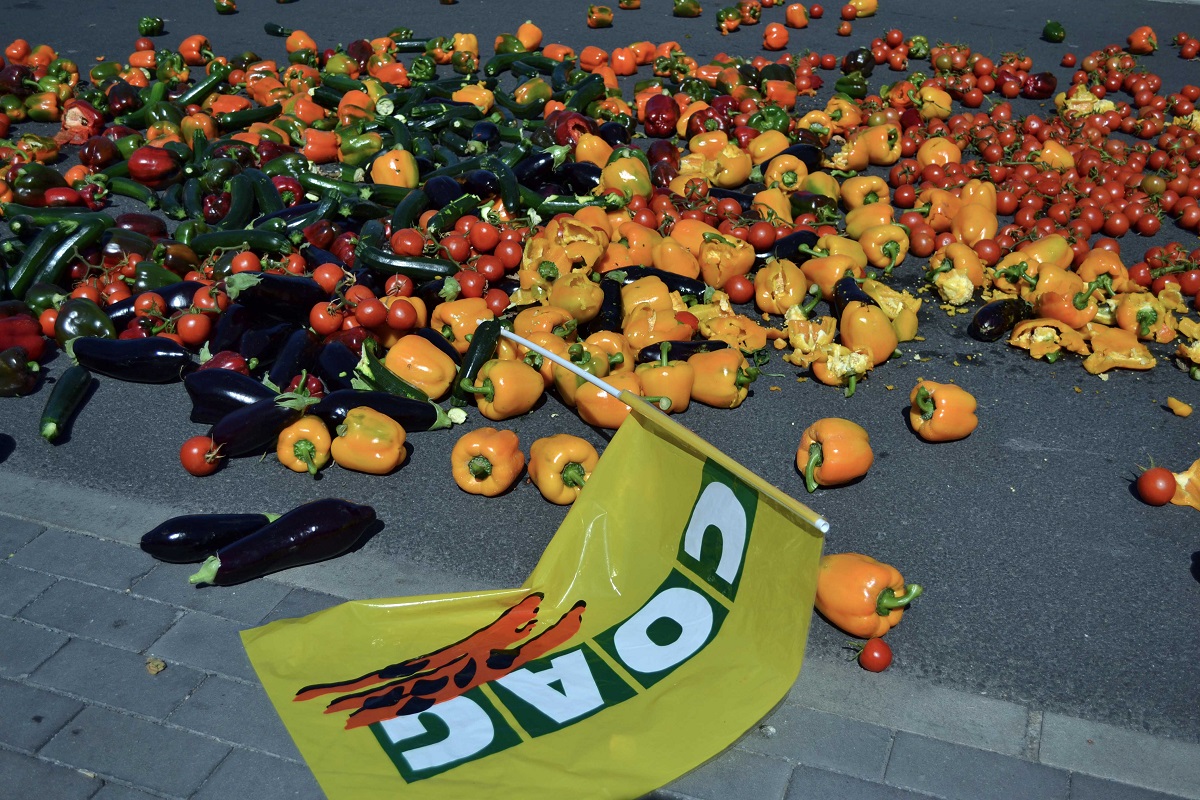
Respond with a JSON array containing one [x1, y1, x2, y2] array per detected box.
[[857, 638, 893, 672], [1137, 466, 1176, 506], [180, 436, 223, 477]]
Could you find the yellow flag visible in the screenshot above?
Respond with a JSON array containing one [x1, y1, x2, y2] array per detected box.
[[242, 396, 826, 799]]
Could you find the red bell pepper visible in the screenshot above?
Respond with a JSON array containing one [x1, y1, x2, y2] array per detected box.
[[0, 311, 48, 362]]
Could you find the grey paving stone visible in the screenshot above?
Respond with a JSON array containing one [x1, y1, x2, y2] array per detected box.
[[168, 674, 301, 760], [131, 562, 293, 626], [0, 616, 68, 678], [789, 654, 1029, 756], [886, 732, 1070, 800], [192, 748, 325, 800], [0, 562, 56, 615], [0, 677, 84, 752], [18, 579, 179, 652], [0, 515, 46, 558], [0, 747, 102, 800], [149, 611, 258, 682], [1070, 774, 1192, 800], [8, 529, 154, 591], [661, 748, 793, 800], [29, 638, 204, 720], [741, 705, 893, 781], [1041, 714, 1200, 800], [259, 586, 346, 625], [89, 784, 163, 800], [40, 705, 230, 798], [785, 765, 937, 800]]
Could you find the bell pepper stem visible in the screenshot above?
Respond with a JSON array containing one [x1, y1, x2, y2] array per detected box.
[[460, 377, 495, 402], [877, 584, 924, 615], [803, 440, 822, 493], [799, 284, 821, 317], [645, 394, 673, 412], [294, 439, 320, 477], [914, 385, 935, 420], [468, 455, 493, 479], [843, 374, 858, 398], [561, 461, 587, 488]]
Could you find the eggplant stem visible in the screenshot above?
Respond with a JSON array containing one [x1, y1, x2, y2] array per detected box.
[[188, 556, 221, 586]]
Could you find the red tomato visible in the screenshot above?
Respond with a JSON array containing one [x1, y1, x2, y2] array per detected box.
[[386, 298, 419, 331], [180, 436, 223, 477], [483, 287, 510, 316], [723, 274, 755, 304], [857, 637, 893, 672], [1136, 466, 1176, 506], [390, 228, 426, 256]]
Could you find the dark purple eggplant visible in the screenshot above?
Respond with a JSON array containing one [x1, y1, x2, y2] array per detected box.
[[114, 212, 169, 239], [313, 389, 451, 432], [580, 278, 623, 339], [68, 336, 195, 383], [184, 367, 276, 424], [224, 272, 329, 324], [252, 200, 320, 229], [107, 280, 206, 330], [141, 513, 277, 563], [470, 120, 501, 150], [461, 168, 500, 201], [208, 392, 315, 457], [778, 142, 825, 176], [635, 338, 728, 364], [596, 120, 632, 147], [969, 298, 1035, 342], [188, 498, 377, 586], [238, 321, 298, 367], [314, 340, 360, 392], [610, 266, 708, 300], [266, 328, 322, 389], [410, 325, 462, 365], [513, 148, 558, 190], [424, 174, 465, 209], [771, 229, 820, 263], [556, 161, 602, 194], [304, 245, 347, 269], [831, 275, 879, 319], [102, 227, 156, 262], [209, 302, 256, 353]]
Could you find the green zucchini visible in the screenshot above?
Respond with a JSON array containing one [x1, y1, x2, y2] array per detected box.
[[40, 364, 94, 442]]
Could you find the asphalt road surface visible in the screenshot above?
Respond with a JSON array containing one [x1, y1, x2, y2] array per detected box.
[[1, 0, 1198, 752]]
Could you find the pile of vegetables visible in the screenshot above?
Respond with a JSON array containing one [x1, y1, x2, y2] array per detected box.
[[2, 3, 1199, 668]]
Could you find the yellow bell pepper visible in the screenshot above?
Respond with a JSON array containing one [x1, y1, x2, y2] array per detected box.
[[276, 415, 331, 476], [384, 334, 459, 400], [528, 434, 600, 504], [331, 406, 407, 474], [466, 358, 545, 420]]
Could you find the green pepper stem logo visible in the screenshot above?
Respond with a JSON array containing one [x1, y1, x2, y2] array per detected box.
[[295, 594, 586, 729]]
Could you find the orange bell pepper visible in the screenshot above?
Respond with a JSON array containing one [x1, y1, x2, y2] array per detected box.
[[797, 418, 873, 492], [451, 427, 525, 496], [815, 553, 923, 637], [909, 380, 978, 442]]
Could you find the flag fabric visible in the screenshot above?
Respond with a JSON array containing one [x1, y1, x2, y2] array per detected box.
[[241, 394, 826, 800]]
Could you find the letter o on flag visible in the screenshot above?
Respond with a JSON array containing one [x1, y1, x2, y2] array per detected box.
[[613, 587, 714, 675]]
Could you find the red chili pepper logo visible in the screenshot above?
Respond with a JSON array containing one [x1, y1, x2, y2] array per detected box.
[[294, 593, 585, 729]]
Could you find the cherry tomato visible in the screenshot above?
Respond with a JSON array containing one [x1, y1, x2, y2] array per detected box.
[[723, 274, 755, 304], [809, 3, 824, 18], [175, 312, 212, 348], [454, 269, 488, 298], [1136, 466, 1176, 506], [385, 273, 415, 297], [312, 263, 346, 294], [180, 436, 223, 477], [386, 298, 419, 331], [483, 287, 510, 316], [440, 233, 472, 263], [309, 302, 347, 336], [474, 254, 507, 284], [390, 228, 427, 256], [746, 221, 777, 252], [468, 221, 500, 254], [354, 298, 388, 328], [857, 637, 893, 672]]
